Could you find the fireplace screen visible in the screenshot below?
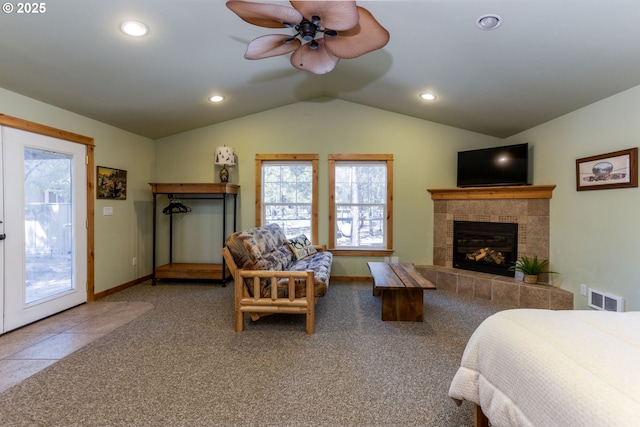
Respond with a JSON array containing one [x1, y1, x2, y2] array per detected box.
[[453, 221, 518, 277]]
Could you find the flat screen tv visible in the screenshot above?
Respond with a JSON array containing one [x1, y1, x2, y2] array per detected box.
[[457, 143, 529, 187]]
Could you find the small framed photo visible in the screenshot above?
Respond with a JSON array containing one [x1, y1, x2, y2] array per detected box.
[[97, 166, 127, 199], [576, 147, 638, 191]]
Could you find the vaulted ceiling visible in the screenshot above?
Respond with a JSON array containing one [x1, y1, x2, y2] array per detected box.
[[2, 0, 640, 140]]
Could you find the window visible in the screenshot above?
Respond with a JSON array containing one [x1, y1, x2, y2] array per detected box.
[[329, 154, 393, 256], [256, 154, 318, 243]]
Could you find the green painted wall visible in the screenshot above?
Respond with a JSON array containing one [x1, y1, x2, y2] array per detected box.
[[154, 97, 501, 278], [504, 85, 640, 309]]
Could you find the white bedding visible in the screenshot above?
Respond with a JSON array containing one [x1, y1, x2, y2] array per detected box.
[[448, 309, 640, 427]]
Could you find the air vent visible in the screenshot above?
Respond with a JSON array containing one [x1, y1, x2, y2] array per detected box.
[[588, 288, 625, 312]]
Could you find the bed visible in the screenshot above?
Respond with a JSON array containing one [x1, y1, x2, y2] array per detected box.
[[448, 309, 640, 427]]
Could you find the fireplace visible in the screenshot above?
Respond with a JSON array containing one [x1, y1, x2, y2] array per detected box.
[[453, 221, 518, 277], [429, 186, 554, 276]]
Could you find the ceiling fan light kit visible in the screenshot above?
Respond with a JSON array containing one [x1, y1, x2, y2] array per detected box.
[[226, 0, 390, 74]]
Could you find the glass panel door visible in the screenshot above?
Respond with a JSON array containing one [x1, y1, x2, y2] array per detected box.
[[24, 147, 74, 303], [2, 126, 87, 333]]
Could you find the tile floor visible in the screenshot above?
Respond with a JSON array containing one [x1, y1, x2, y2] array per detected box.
[[0, 301, 153, 393]]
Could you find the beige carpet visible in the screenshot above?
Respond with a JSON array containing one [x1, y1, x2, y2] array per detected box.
[[0, 280, 507, 426]]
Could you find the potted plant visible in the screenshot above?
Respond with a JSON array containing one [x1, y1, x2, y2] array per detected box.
[[509, 255, 557, 284]]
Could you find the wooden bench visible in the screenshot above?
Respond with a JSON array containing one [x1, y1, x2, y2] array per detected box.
[[367, 262, 436, 322]]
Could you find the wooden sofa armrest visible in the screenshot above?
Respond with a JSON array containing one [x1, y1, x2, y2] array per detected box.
[[222, 246, 237, 276], [237, 269, 316, 334], [238, 269, 315, 301], [222, 246, 317, 334]]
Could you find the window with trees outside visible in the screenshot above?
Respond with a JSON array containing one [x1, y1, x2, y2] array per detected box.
[[329, 154, 393, 256], [256, 154, 318, 243]]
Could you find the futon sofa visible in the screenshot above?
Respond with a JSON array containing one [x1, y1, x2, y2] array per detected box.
[[222, 223, 333, 334]]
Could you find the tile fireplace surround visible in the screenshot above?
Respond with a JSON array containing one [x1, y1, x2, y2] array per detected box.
[[423, 185, 573, 310]]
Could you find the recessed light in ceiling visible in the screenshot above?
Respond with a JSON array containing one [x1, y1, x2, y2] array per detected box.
[[420, 93, 437, 101], [476, 14, 502, 30], [209, 95, 225, 103], [120, 21, 149, 37]]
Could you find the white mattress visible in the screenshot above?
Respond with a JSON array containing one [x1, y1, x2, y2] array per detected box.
[[448, 309, 640, 427]]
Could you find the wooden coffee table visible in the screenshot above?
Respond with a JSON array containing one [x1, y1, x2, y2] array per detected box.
[[367, 262, 436, 322]]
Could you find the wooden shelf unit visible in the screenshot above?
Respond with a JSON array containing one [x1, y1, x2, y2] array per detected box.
[[150, 183, 240, 285]]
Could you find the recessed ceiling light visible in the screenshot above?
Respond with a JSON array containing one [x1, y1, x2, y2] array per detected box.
[[476, 14, 502, 30], [420, 93, 437, 101], [209, 95, 225, 103], [120, 21, 149, 37]]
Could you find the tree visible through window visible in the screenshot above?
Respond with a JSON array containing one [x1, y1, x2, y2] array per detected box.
[[256, 154, 318, 242], [329, 154, 393, 255]]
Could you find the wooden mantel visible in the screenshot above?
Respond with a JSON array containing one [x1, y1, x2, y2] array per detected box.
[[427, 185, 556, 200]]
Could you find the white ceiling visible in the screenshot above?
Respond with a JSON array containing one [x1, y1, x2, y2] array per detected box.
[[2, 0, 640, 140]]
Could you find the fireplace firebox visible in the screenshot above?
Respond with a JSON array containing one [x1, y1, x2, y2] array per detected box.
[[453, 221, 518, 277]]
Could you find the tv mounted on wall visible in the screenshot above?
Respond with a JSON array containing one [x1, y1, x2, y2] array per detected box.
[[457, 143, 529, 187]]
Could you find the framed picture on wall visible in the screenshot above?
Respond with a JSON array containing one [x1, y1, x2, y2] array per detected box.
[[576, 147, 638, 191], [97, 166, 127, 199]]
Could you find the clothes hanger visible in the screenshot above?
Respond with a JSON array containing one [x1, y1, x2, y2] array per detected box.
[[162, 198, 191, 215]]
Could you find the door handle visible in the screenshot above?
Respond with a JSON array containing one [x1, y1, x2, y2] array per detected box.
[[0, 234, 5, 240]]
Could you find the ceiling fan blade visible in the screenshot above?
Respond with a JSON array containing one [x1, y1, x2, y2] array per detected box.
[[291, 1, 358, 31], [290, 39, 340, 74], [245, 34, 301, 59], [324, 6, 390, 59], [226, 0, 303, 28]]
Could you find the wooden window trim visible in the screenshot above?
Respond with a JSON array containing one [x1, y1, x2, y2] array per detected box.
[[328, 154, 393, 255], [255, 154, 319, 244]]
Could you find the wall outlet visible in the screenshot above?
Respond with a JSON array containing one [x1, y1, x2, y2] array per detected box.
[[103, 206, 113, 216], [132, 257, 137, 266], [391, 256, 399, 263], [580, 283, 587, 296]]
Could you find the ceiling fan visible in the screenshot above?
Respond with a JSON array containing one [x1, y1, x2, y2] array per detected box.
[[226, 0, 390, 74]]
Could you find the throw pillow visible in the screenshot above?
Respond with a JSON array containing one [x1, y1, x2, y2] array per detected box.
[[287, 234, 317, 260]]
